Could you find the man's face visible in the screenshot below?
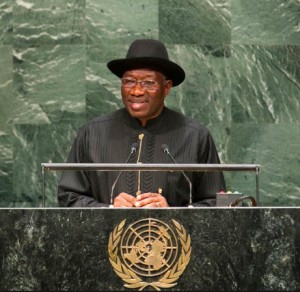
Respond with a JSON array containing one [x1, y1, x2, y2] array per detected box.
[[121, 69, 172, 126]]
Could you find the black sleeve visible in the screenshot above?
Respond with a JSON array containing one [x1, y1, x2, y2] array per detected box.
[[57, 127, 108, 207], [193, 131, 226, 207]]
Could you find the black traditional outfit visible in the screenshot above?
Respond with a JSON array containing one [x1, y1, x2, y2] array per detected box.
[[57, 107, 226, 207]]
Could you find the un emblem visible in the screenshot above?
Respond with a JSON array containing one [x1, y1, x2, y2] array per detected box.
[[108, 218, 191, 290]]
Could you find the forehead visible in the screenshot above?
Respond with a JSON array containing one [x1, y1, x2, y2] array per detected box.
[[123, 68, 165, 79]]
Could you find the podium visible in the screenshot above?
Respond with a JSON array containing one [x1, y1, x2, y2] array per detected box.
[[0, 207, 299, 290]]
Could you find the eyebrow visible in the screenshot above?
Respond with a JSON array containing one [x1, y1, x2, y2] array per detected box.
[[123, 73, 156, 78]]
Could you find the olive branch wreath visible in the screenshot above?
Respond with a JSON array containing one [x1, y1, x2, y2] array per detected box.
[[108, 219, 191, 291]]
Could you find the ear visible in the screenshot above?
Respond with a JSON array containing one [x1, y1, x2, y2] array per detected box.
[[164, 80, 172, 97]]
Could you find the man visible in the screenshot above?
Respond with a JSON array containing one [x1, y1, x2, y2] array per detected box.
[[57, 39, 226, 208]]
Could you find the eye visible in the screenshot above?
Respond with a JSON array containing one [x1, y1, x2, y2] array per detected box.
[[122, 78, 136, 87], [143, 80, 157, 87]]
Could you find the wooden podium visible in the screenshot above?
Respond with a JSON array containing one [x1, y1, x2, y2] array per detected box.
[[0, 207, 299, 291]]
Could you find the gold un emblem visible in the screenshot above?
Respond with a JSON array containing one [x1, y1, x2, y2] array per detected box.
[[108, 218, 191, 290]]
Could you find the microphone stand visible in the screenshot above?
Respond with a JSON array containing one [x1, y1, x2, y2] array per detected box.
[[109, 143, 138, 208], [161, 144, 193, 208]]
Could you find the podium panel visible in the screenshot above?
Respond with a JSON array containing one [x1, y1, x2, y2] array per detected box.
[[0, 207, 299, 291]]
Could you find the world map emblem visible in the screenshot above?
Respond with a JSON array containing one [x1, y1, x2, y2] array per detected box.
[[108, 218, 191, 290]]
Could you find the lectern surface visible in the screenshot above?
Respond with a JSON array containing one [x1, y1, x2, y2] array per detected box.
[[0, 207, 299, 291]]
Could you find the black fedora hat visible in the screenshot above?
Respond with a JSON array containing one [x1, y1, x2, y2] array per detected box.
[[107, 39, 185, 87]]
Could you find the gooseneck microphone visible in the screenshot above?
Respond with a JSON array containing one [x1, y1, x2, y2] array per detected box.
[[109, 142, 138, 207], [161, 144, 193, 207]]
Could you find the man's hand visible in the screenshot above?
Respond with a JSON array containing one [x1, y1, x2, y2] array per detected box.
[[134, 192, 169, 208], [114, 192, 136, 207]]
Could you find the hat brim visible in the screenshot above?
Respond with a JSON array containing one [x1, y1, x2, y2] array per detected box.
[[107, 57, 185, 87]]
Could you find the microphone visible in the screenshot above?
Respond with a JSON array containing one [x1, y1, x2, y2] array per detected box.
[[109, 142, 138, 207], [161, 144, 193, 208]]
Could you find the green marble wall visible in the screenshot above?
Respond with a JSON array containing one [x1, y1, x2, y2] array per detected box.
[[0, 0, 299, 207]]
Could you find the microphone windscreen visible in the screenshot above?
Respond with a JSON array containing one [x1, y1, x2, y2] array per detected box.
[[161, 144, 169, 151], [131, 142, 139, 152]]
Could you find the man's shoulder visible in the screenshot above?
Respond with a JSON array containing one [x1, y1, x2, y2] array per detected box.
[[80, 108, 125, 129]]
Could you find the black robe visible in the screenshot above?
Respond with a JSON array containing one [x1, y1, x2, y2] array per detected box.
[[57, 107, 226, 207]]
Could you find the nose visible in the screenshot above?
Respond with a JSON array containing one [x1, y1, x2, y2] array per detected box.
[[129, 83, 145, 95]]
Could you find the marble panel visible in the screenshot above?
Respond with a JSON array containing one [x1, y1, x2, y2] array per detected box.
[[11, 121, 85, 207], [13, 0, 86, 46], [159, 0, 231, 44], [232, 0, 300, 45], [13, 45, 86, 124], [0, 46, 14, 130], [0, 46, 14, 205], [230, 45, 300, 124], [0, 132, 13, 206], [228, 123, 300, 206], [85, 0, 159, 46], [0, 0, 13, 45]]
